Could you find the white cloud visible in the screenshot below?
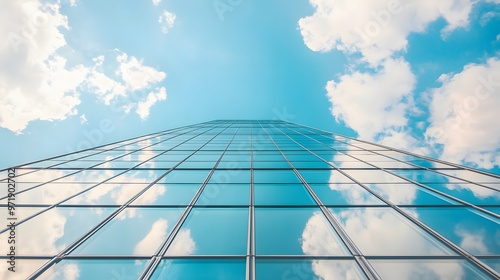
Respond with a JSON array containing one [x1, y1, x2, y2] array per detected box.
[[86, 51, 168, 120], [0, 2, 170, 133], [299, 0, 476, 65], [326, 58, 415, 141], [117, 53, 166, 91], [153, 0, 162, 6], [425, 57, 500, 168], [333, 208, 454, 257], [87, 70, 126, 105], [158, 10, 176, 34], [301, 212, 361, 279], [134, 219, 169, 255], [301, 212, 345, 256], [456, 228, 490, 254], [166, 229, 196, 255], [62, 263, 80, 280], [136, 87, 167, 119], [0, 1, 89, 133]]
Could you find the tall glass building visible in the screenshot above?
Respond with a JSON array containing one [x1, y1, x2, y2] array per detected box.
[[1, 120, 499, 280]]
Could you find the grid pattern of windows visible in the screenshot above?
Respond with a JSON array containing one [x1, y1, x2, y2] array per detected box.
[[1, 120, 499, 279]]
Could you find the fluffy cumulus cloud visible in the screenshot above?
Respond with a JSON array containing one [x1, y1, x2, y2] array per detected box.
[[159, 10, 176, 34], [425, 57, 500, 168], [326, 58, 416, 141], [134, 219, 169, 255], [152, 0, 162, 6], [0, 1, 170, 134], [86, 51, 168, 120], [0, 1, 88, 133], [299, 0, 476, 65], [299, 0, 500, 167], [136, 87, 167, 119]]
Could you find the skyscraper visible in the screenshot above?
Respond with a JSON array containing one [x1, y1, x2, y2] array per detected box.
[[1, 120, 499, 279]]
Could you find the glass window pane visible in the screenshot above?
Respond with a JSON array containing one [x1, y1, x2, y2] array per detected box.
[[370, 259, 491, 280], [62, 184, 147, 205], [0, 207, 114, 255], [0, 258, 48, 279], [166, 208, 248, 255], [131, 184, 199, 205], [209, 170, 250, 184], [424, 183, 500, 205], [439, 170, 500, 183], [343, 170, 409, 183], [299, 170, 353, 183], [254, 170, 301, 184], [71, 208, 184, 255], [38, 259, 147, 280], [12, 183, 95, 204], [0, 206, 46, 225], [309, 183, 385, 205], [391, 170, 465, 184], [330, 208, 454, 256], [254, 184, 316, 205], [365, 183, 458, 205], [255, 208, 348, 255], [256, 259, 366, 280], [253, 161, 292, 168], [151, 259, 246, 280], [196, 184, 249, 205], [292, 161, 333, 168], [160, 170, 211, 184], [403, 207, 500, 255]]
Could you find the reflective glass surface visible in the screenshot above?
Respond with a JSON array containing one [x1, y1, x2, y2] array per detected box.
[[0, 207, 115, 255], [39, 259, 147, 280], [255, 208, 349, 255], [257, 259, 366, 280], [254, 184, 316, 205], [166, 208, 248, 255], [403, 207, 500, 255], [330, 208, 454, 256], [365, 183, 458, 205], [0, 259, 49, 280], [131, 183, 200, 205], [2, 120, 498, 279], [196, 184, 249, 205], [310, 183, 385, 205], [369, 259, 491, 280], [151, 259, 246, 280], [71, 208, 184, 255]]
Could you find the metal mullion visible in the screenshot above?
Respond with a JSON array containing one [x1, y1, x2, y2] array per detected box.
[[140, 124, 242, 280], [27, 123, 227, 279], [288, 121, 500, 180], [246, 126, 255, 280], [0, 125, 215, 234], [0, 124, 210, 200], [260, 124, 381, 280], [277, 125, 500, 279], [285, 127, 500, 220]]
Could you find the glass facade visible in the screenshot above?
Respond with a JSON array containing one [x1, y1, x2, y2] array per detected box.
[[0, 120, 499, 279]]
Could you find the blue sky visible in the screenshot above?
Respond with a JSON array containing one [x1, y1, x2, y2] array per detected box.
[[0, 0, 499, 174]]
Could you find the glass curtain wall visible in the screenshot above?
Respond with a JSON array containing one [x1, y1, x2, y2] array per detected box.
[[0, 120, 499, 279]]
